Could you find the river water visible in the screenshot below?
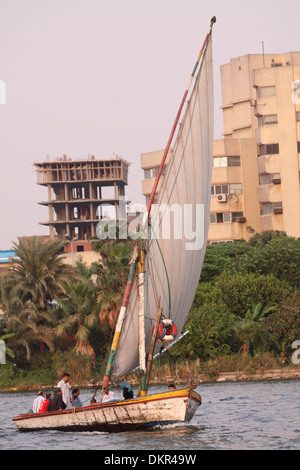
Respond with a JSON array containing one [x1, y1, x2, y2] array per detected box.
[[0, 380, 299, 451]]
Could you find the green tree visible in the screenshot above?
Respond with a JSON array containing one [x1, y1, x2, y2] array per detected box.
[[171, 304, 235, 361], [200, 241, 251, 283], [93, 240, 134, 329], [3, 237, 79, 358], [238, 233, 300, 288], [56, 281, 100, 357], [262, 293, 300, 356], [232, 301, 276, 354], [198, 272, 292, 319]]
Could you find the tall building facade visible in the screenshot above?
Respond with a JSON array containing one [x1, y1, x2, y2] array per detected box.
[[141, 51, 300, 242], [35, 156, 130, 242]]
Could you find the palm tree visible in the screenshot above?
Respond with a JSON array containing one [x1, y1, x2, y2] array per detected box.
[[55, 281, 99, 357], [233, 301, 276, 354], [93, 241, 134, 329], [3, 237, 80, 358]]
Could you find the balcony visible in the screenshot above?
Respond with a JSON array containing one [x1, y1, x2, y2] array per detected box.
[[257, 184, 282, 204], [255, 124, 279, 145], [260, 213, 284, 232], [257, 154, 280, 174]]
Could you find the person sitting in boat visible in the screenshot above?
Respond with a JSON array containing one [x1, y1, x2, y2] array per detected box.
[[47, 388, 66, 412], [168, 384, 176, 391], [102, 388, 115, 402], [32, 391, 45, 414], [72, 388, 83, 408], [38, 393, 51, 413], [119, 380, 133, 400], [57, 373, 72, 409]]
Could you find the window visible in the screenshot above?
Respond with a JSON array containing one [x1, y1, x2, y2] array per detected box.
[[259, 144, 279, 156], [213, 157, 227, 168], [213, 156, 241, 167], [210, 213, 216, 223], [296, 112, 300, 122], [210, 213, 231, 224], [76, 245, 84, 252], [261, 202, 283, 215], [261, 203, 273, 215], [211, 184, 229, 195], [223, 213, 231, 223], [228, 156, 241, 167], [298, 142, 300, 153], [229, 183, 242, 194], [144, 167, 158, 179], [144, 166, 166, 179], [258, 114, 278, 126], [258, 86, 276, 97], [211, 183, 242, 195], [260, 174, 272, 185]]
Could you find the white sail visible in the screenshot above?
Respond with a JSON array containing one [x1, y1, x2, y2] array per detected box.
[[111, 35, 214, 380]]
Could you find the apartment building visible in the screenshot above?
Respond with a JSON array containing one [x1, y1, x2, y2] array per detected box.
[[141, 51, 300, 242]]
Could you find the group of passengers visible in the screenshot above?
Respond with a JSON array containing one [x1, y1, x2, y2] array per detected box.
[[32, 373, 137, 413], [32, 373, 83, 413]]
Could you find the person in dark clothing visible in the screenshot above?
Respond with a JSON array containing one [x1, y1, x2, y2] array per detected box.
[[123, 387, 133, 400], [119, 380, 134, 400], [47, 388, 66, 412]]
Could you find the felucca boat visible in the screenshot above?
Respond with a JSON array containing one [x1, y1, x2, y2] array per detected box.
[[13, 17, 216, 433]]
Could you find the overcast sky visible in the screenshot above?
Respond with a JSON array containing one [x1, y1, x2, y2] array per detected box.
[[0, 0, 299, 249]]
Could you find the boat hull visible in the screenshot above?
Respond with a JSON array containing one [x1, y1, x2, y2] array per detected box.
[[13, 388, 201, 433]]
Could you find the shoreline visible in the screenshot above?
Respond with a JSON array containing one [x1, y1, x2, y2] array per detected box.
[[1, 367, 299, 393]]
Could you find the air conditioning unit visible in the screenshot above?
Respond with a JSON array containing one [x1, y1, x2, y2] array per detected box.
[[274, 208, 283, 214], [272, 177, 281, 185], [236, 217, 247, 223], [217, 194, 227, 203]]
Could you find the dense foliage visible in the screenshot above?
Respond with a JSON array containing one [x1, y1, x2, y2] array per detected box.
[[0, 232, 299, 386]]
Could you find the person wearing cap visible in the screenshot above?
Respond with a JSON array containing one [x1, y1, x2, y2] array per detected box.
[[57, 373, 72, 409], [119, 380, 133, 400]]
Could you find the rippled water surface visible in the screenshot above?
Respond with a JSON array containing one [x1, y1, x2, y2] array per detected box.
[[1, 380, 299, 450]]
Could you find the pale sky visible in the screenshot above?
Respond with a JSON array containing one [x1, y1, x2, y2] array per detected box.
[[0, 0, 299, 249]]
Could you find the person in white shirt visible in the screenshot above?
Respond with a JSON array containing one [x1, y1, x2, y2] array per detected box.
[[32, 391, 45, 413], [102, 388, 115, 402], [57, 373, 72, 409]]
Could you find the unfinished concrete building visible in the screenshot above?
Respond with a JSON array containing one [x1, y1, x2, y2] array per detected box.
[[35, 156, 130, 241]]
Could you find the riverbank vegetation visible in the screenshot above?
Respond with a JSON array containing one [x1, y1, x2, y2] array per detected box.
[[0, 231, 299, 390]]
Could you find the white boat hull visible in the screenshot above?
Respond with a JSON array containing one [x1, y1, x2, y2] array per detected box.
[[13, 388, 201, 433]]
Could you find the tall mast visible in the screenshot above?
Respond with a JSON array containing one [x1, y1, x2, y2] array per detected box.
[[103, 245, 139, 390], [146, 16, 216, 215], [137, 244, 147, 396]]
